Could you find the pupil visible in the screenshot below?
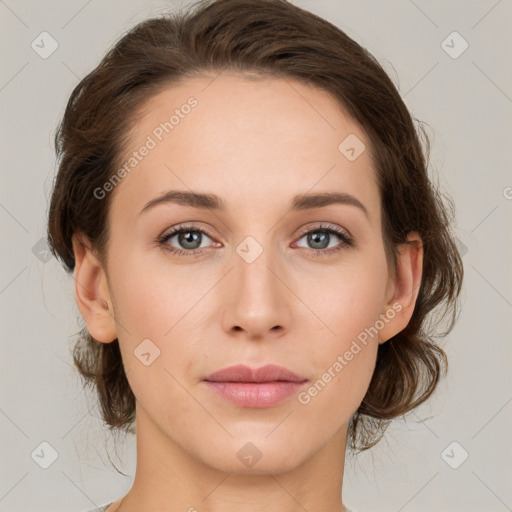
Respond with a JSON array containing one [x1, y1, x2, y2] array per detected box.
[[309, 231, 328, 249], [179, 231, 201, 249]]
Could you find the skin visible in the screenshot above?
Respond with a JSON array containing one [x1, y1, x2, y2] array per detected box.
[[72, 73, 423, 512]]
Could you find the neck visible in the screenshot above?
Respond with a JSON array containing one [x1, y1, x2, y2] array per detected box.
[[113, 405, 348, 512]]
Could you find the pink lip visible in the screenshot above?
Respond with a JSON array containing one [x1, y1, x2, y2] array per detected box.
[[203, 364, 308, 408]]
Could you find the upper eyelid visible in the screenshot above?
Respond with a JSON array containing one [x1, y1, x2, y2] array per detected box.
[[296, 222, 351, 238], [160, 223, 214, 241]]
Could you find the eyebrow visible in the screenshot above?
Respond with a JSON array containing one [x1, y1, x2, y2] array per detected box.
[[140, 190, 369, 219]]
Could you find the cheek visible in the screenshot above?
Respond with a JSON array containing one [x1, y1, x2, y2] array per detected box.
[[297, 345, 376, 443], [311, 259, 389, 345], [296, 295, 382, 432], [108, 250, 213, 341], [296, 260, 388, 414], [107, 251, 216, 397]]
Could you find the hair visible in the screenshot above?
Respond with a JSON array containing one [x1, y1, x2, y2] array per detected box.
[[47, 0, 463, 452]]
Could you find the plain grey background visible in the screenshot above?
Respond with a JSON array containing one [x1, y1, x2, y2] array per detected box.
[[1, 0, 511, 511]]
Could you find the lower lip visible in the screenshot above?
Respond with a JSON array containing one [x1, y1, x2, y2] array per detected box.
[[203, 381, 307, 408]]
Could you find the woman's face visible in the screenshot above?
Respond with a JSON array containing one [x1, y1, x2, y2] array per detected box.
[[89, 73, 404, 474]]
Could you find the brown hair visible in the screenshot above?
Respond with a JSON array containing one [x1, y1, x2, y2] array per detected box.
[[47, 0, 463, 451]]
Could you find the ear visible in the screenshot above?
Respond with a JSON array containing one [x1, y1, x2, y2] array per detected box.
[[72, 233, 117, 343], [378, 231, 423, 344]]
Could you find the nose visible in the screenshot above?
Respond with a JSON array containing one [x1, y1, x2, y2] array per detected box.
[[221, 245, 292, 341]]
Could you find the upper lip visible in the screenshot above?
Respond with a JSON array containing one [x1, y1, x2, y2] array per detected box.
[[203, 364, 307, 383]]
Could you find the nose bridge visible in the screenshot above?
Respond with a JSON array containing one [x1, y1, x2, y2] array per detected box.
[[222, 233, 290, 337]]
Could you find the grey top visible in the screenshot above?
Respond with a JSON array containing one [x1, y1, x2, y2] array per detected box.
[[85, 504, 113, 512]]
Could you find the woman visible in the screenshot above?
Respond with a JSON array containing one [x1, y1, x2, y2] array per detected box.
[[47, 0, 464, 510]]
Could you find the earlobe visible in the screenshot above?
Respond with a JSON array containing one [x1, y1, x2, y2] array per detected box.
[[378, 232, 423, 344], [72, 233, 117, 343]]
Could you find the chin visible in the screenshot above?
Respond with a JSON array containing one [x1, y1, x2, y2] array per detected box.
[[213, 456, 305, 477], [193, 435, 310, 476]]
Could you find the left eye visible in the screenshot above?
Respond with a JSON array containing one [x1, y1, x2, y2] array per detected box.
[[294, 227, 352, 251]]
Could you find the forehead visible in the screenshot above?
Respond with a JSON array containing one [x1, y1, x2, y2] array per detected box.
[[111, 73, 379, 222]]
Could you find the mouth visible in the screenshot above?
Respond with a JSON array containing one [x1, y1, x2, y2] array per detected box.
[[202, 364, 308, 408]]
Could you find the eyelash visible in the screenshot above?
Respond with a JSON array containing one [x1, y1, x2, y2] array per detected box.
[[157, 223, 354, 258]]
